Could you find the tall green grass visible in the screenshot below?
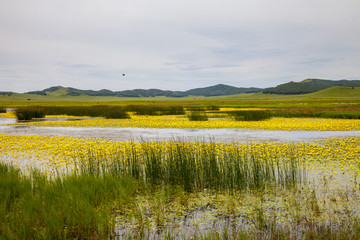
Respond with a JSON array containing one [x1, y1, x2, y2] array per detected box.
[[125, 105, 185, 115], [0, 162, 136, 239], [187, 109, 209, 121], [4, 141, 360, 239], [316, 111, 360, 119], [228, 110, 272, 121], [15, 106, 130, 119], [41, 105, 130, 119], [15, 107, 45, 120], [72, 142, 305, 192], [271, 108, 360, 119]]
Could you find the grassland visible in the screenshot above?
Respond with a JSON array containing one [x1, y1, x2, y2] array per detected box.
[[1, 86, 360, 104], [1, 87, 360, 239]]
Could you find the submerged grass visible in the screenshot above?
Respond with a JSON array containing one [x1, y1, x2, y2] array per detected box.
[[2, 159, 360, 239]]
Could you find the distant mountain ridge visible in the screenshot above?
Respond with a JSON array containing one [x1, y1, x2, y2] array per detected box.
[[2, 79, 360, 97], [263, 78, 360, 95], [26, 84, 262, 97]]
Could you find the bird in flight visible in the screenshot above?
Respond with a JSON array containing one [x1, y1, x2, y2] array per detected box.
[[122, 74, 125, 76]]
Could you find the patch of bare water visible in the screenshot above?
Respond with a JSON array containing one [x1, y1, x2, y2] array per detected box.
[[1, 123, 360, 142], [0, 118, 16, 124]]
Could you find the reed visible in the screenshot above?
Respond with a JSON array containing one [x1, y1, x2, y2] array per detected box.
[[228, 110, 272, 121], [15, 107, 45, 120], [3, 139, 360, 239], [271, 108, 360, 119], [71, 141, 306, 192], [316, 111, 360, 119], [187, 109, 208, 121], [0, 162, 136, 239], [15, 105, 130, 119], [125, 105, 185, 116]]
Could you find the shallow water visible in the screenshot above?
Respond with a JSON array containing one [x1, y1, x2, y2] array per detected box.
[[0, 118, 16, 124], [1, 117, 360, 142]]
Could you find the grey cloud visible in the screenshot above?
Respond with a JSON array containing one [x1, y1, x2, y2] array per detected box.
[[56, 62, 97, 69], [0, 0, 359, 91]]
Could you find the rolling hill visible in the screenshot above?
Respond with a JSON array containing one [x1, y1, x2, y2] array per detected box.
[[24, 84, 263, 98], [2, 79, 360, 99], [263, 78, 360, 95]]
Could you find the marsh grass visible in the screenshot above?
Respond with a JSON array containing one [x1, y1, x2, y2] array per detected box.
[[0, 162, 136, 239], [117, 183, 360, 240], [11, 104, 360, 121], [206, 105, 220, 111], [15, 107, 45, 120], [228, 110, 272, 121], [126, 105, 185, 116], [14, 105, 130, 119], [43, 105, 130, 119], [271, 107, 360, 119], [70, 141, 305, 193], [316, 111, 360, 119], [3, 139, 360, 239], [187, 109, 209, 121]]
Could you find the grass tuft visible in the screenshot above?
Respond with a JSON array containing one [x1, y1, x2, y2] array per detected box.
[[15, 107, 45, 120], [187, 109, 208, 121], [228, 110, 272, 121]]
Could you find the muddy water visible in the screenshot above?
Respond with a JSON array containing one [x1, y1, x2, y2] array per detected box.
[[2, 117, 360, 142]]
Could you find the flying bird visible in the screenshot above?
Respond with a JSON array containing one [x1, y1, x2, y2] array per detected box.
[[122, 74, 125, 76]]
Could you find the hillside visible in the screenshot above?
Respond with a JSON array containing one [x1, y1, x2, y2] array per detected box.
[[185, 84, 261, 96], [263, 78, 360, 95], [25, 84, 263, 98], [208, 86, 360, 101], [2, 79, 360, 100], [307, 86, 360, 98]]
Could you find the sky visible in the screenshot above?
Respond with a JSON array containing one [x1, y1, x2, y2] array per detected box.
[[1, 0, 360, 92]]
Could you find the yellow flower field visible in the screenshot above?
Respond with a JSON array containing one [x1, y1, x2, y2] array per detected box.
[[0, 112, 15, 118], [1, 133, 359, 180], [8, 115, 360, 131]]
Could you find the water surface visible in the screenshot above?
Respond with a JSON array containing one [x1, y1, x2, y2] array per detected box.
[[1, 118, 360, 142]]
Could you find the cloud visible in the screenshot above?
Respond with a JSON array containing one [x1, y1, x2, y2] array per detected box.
[[0, 0, 359, 92]]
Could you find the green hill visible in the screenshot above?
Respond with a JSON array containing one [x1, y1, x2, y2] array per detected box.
[[263, 78, 360, 95], [211, 86, 360, 100], [185, 84, 261, 96], [25, 84, 263, 98], [3, 79, 360, 101], [307, 86, 360, 98]]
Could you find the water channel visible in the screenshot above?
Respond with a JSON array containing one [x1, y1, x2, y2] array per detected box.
[[1, 117, 360, 142]]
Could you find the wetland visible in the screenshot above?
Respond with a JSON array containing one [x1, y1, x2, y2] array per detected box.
[[1, 103, 360, 239]]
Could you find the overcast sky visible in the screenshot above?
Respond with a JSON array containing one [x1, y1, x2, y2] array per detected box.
[[1, 0, 360, 92]]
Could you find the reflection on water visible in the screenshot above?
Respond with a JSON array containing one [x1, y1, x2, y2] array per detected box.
[[1, 117, 360, 142]]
